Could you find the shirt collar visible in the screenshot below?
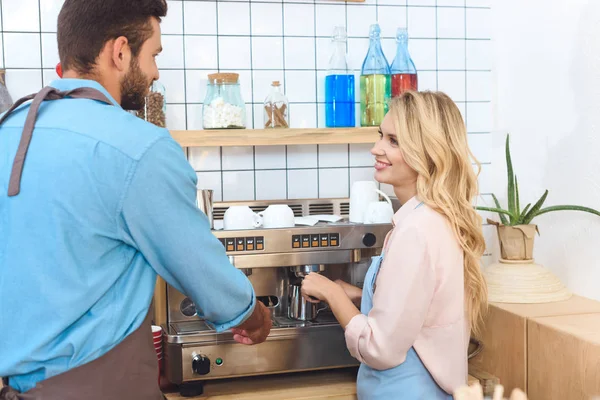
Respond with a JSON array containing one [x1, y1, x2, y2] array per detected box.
[[392, 196, 422, 226], [49, 79, 121, 108]]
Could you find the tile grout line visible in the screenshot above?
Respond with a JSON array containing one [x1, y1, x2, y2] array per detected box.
[[10, 67, 493, 72], [214, 1, 225, 201], [281, 0, 289, 199], [37, 0, 43, 85], [346, 0, 351, 198], [248, 2, 257, 200], [180, 2, 188, 131], [434, 0, 438, 90], [464, 0, 468, 132], [0, 0, 4, 69], [199, 160, 491, 173], [313, 0, 320, 198]]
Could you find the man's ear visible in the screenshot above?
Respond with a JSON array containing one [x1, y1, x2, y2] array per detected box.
[[111, 37, 131, 72]]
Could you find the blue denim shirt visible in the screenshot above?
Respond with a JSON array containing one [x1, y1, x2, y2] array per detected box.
[[0, 79, 255, 392]]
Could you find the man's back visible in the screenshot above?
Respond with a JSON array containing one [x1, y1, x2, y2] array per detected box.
[[0, 79, 256, 392]]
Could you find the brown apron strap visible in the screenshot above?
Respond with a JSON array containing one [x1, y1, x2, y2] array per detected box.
[[1, 311, 164, 400], [3, 86, 114, 197]]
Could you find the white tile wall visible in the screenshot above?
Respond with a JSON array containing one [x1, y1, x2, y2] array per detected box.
[[1, 0, 492, 206]]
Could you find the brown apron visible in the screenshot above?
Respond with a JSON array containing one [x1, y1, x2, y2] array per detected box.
[[0, 86, 165, 400]]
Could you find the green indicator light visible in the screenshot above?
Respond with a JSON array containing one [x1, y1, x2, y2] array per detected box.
[[216, 358, 223, 366]]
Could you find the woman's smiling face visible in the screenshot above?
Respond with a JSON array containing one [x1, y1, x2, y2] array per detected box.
[[370, 112, 418, 188]]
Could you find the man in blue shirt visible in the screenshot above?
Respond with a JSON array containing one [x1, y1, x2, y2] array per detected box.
[[0, 1, 270, 398]]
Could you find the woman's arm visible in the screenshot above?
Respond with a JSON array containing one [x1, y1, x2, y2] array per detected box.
[[334, 279, 362, 304]]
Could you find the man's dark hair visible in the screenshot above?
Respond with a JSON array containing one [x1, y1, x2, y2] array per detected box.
[[57, 0, 167, 74]]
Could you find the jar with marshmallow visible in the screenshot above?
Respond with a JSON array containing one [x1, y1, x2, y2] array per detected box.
[[202, 73, 246, 129]]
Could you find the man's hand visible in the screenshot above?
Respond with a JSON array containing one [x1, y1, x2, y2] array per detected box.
[[230, 301, 271, 345]]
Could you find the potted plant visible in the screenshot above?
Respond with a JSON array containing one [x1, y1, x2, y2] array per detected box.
[[477, 134, 600, 261], [475, 135, 600, 303]]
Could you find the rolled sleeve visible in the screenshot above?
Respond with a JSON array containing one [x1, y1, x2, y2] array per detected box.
[[344, 313, 369, 362], [117, 136, 255, 332]]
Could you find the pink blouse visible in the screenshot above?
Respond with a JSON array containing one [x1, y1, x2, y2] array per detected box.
[[344, 196, 469, 394]]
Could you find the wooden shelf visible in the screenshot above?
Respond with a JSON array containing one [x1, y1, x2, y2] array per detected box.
[[169, 127, 379, 147]]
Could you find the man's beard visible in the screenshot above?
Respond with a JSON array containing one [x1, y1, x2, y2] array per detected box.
[[120, 58, 151, 111]]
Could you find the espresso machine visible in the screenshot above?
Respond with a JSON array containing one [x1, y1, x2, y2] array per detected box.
[[153, 197, 396, 396]]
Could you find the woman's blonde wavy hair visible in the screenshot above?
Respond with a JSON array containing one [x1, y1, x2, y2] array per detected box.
[[388, 91, 487, 335]]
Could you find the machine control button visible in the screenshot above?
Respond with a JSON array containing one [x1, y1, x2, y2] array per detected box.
[[301, 235, 310, 248], [192, 354, 211, 375], [225, 238, 235, 252], [245, 237, 255, 251], [236, 238, 245, 251], [330, 233, 340, 247], [320, 234, 329, 247], [311, 234, 320, 247], [292, 236, 301, 248], [362, 233, 376, 248], [256, 237, 264, 250], [215, 358, 223, 366]]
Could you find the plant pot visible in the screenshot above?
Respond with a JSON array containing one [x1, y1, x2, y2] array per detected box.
[[496, 224, 537, 261]]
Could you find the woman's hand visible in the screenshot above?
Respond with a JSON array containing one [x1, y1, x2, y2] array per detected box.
[[302, 273, 362, 329], [301, 273, 339, 303]]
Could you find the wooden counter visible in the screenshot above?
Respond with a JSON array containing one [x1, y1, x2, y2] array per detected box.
[[162, 369, 480, 400], [527, 313, 600, 400], [163, 369, 358, 400], [469, 295, 600, 396], [170, 127, 379, 148]]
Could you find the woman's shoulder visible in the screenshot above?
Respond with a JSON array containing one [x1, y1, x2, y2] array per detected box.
[[403, 202, 452, 231], [398, 203, 457, 248]]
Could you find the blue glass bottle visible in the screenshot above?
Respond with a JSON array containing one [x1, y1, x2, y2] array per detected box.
[[390, 28, 418, 97], [325, 27, 355, 128], [360, 24, 391, 127]]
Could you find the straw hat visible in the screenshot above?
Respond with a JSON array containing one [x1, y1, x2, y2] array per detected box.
[[484, 259, 572, 303]]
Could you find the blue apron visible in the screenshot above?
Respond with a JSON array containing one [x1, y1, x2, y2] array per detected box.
[[356, 203, 452, 399]]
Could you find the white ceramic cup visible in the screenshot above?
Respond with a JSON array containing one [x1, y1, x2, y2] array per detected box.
[[258, 204, 295, 228], [363, 201, 394, 224], [223, 206, 262, 230], [350, 181, 391, 223]]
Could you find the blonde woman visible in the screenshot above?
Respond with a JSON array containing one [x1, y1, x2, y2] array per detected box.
[[301, 91, 487, 399]]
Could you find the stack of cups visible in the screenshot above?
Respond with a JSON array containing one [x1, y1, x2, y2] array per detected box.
[[152, 325, 163, 384]]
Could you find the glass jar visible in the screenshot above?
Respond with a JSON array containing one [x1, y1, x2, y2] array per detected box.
[[136, 80, 167, 128], [203, 73, 246, 129], [0, 69, 13, 114], [263, 81, 289, 129]]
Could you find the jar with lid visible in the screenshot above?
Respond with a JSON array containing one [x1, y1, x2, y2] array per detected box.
[[263, 81, 289, 129], [203, 73, 246, 129], [136, 80, 167, 128]]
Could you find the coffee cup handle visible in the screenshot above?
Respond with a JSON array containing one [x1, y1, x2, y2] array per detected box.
[[254, 212, 263, 228], [316, 302, 329, 314], [375, 189, 392, 205]]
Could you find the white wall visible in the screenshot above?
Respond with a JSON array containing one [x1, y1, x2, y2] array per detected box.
[[491, 0, 600, 300]]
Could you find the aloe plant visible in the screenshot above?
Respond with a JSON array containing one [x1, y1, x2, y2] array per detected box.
[[476, 135, 600, 226]]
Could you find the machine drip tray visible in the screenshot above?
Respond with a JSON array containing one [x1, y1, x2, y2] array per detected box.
[[170, 312, 339, 335], [170, 321, 214, 335], [273, 311, 339, 328]]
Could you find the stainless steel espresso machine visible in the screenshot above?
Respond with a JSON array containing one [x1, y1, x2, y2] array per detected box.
[[153, 197, 396, 397]]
